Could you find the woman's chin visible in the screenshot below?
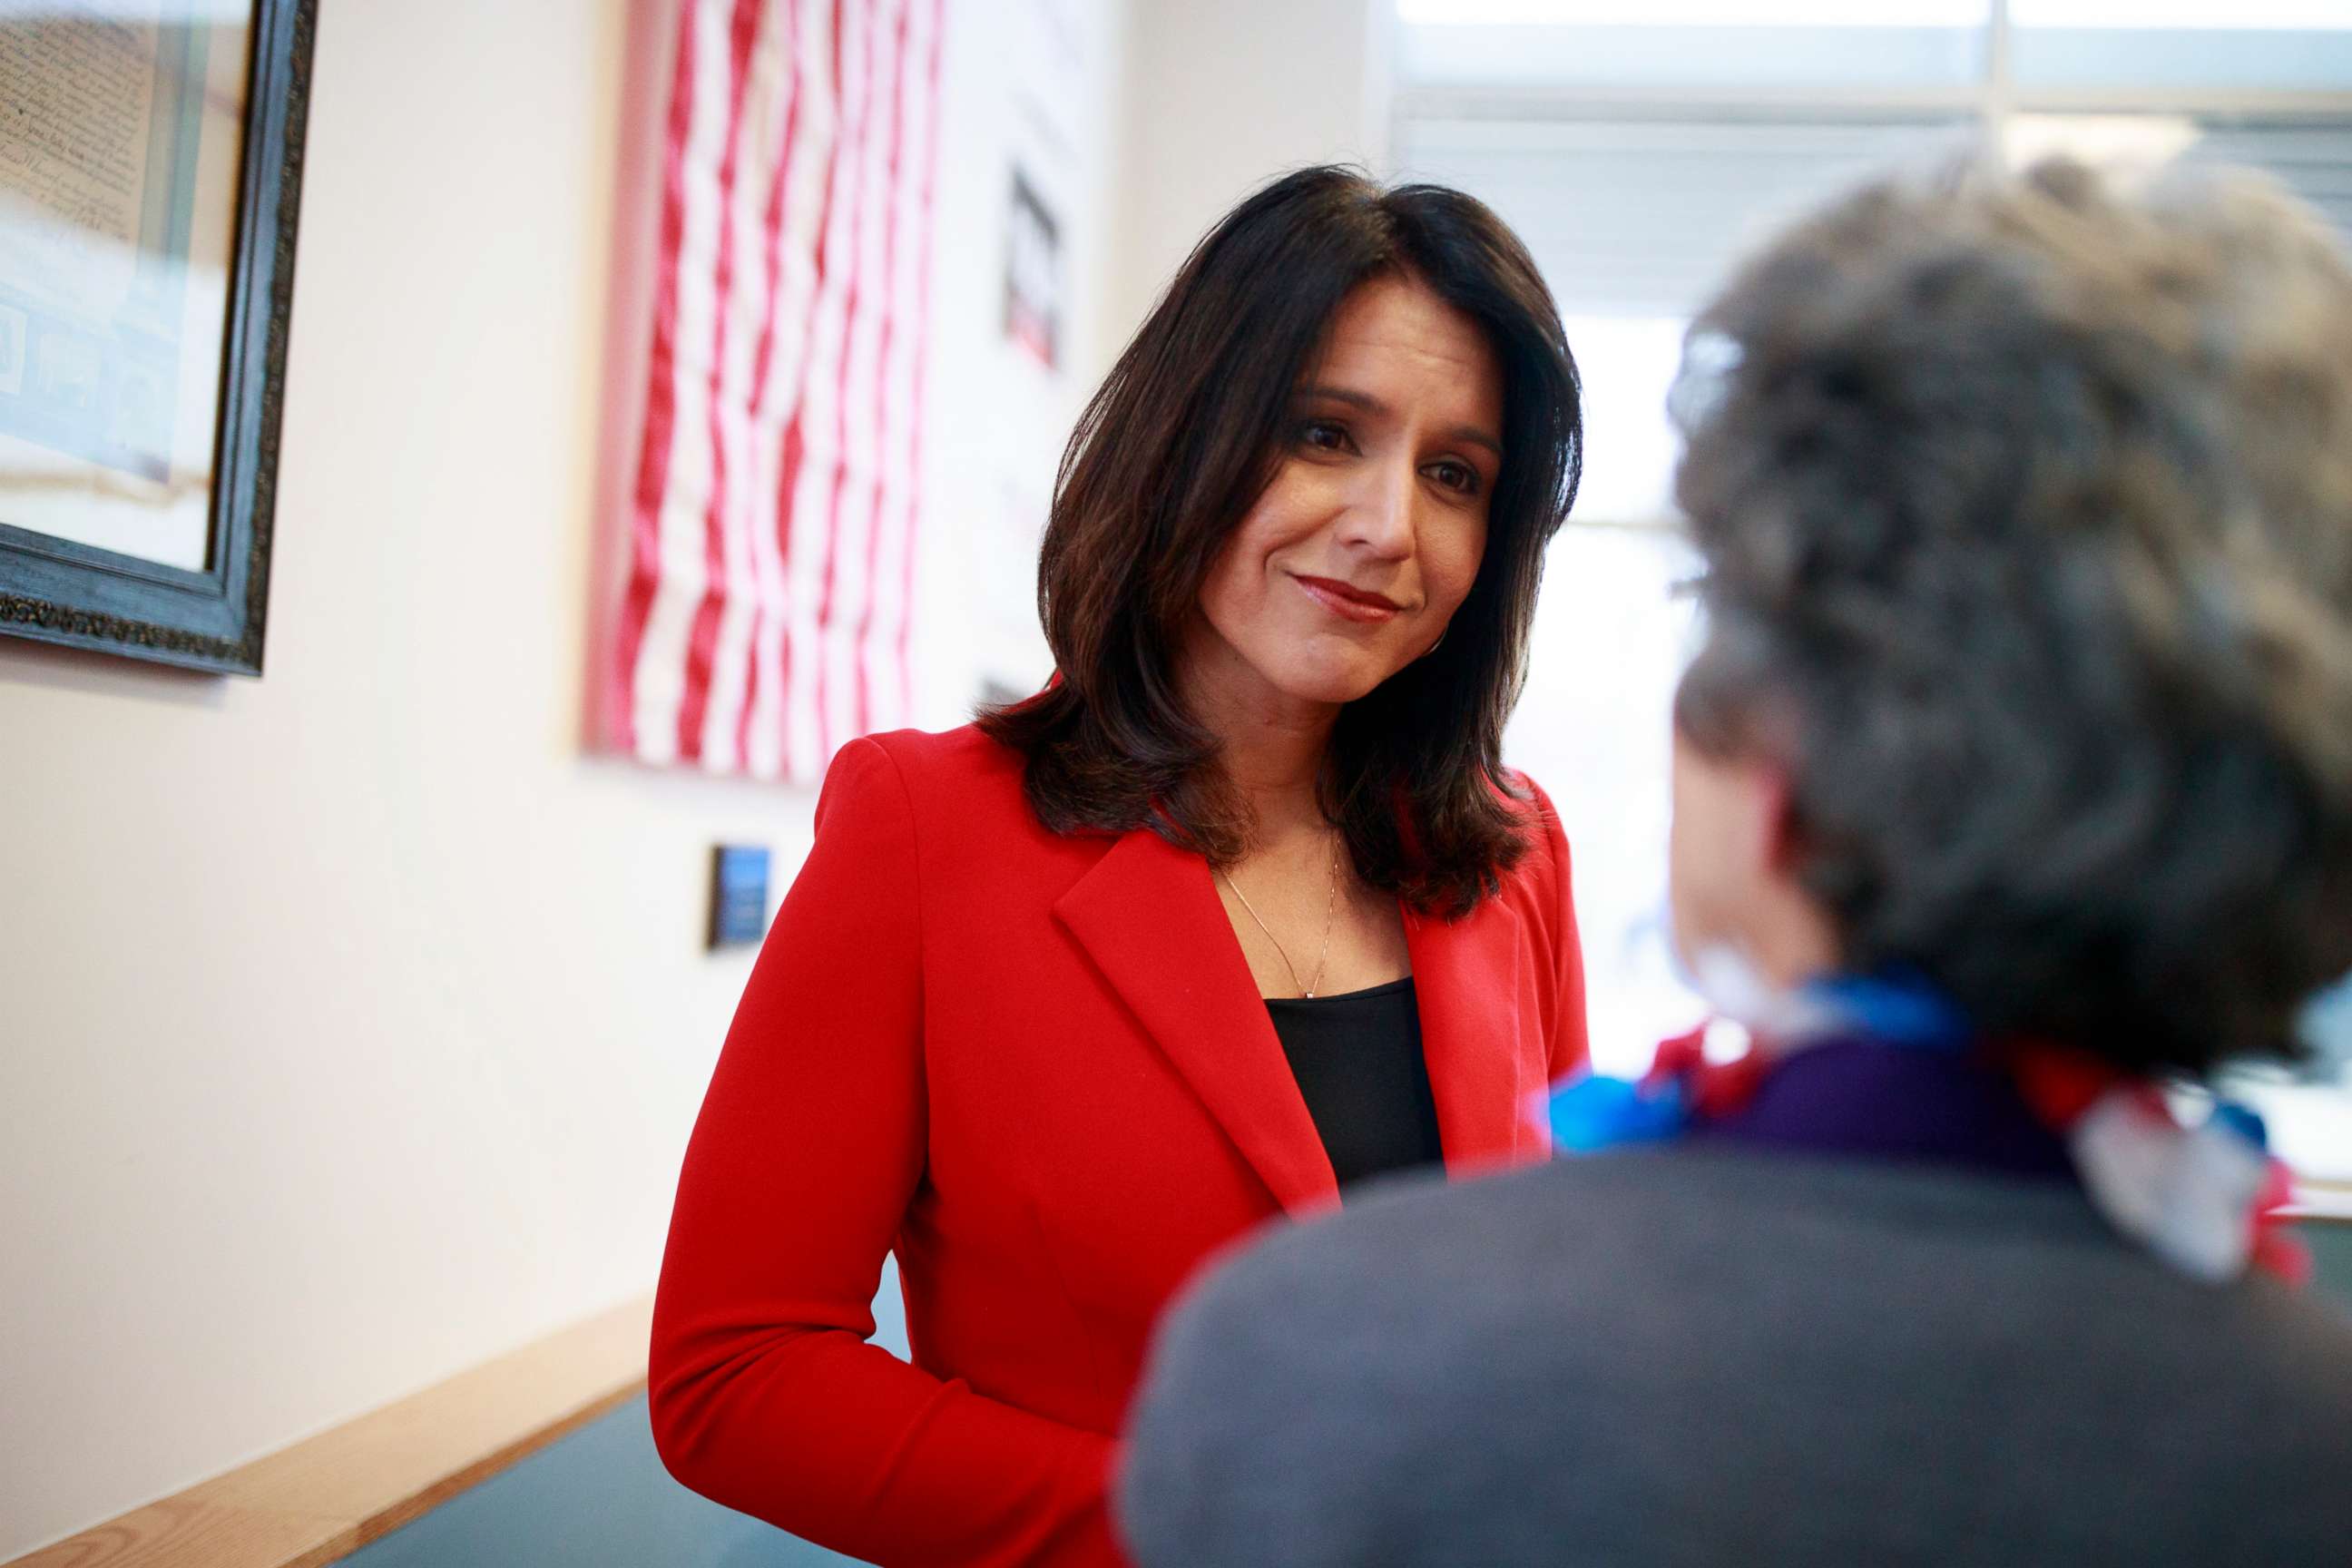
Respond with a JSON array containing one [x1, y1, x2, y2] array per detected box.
[[1263, 653, 1405, 709]]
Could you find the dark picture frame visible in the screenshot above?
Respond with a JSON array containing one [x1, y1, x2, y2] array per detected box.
[[0, 0, 315, 676]]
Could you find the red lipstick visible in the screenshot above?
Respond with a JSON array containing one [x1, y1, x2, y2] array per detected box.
[[1293, 574, 1404, 623]]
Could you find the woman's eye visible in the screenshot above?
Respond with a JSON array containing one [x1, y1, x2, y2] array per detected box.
[[1430, 460, 1479, 495], [1298, 420, 1349, 451]]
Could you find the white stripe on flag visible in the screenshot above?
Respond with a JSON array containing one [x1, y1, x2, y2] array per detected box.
[[696, 0, 797, 771], [891, 0, 944, 728], [821, 0, 905, 761], [741, 0, 835, 780], [781, 0, 870, 779], [867, 0, 936, 735]]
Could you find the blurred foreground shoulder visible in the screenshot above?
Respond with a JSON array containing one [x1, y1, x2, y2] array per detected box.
[[1118, 1152, 2352, 1568], [1116, 1163, 1575, 1568]]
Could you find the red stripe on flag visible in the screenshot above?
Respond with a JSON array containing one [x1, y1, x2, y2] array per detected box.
[[612, 0, 702, 755], [674, 0, 766, 765]]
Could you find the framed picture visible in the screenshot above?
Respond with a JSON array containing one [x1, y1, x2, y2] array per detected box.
[[0, 0, 314, 675]]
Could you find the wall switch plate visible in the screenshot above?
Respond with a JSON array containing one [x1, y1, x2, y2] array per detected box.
[[707, 845, 770, 950]]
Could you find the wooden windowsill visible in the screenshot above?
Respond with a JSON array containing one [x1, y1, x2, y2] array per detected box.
[[2294, 1177, 2352, 1222], [6, 1296, 653, 1568]]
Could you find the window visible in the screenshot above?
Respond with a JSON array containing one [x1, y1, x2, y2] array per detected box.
[[1391, 4, 2352, 1169], [2012, 1, 2352, 93], [1396, 3, 1992, 96]]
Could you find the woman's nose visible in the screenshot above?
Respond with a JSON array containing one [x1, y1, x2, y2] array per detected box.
[[1337, 455, 1417, 559]]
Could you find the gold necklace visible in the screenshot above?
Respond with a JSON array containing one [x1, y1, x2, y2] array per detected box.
[[1217, 831, 1341, 999]]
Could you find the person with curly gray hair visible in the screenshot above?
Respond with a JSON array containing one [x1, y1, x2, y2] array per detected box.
[[1113, 158, 2352, 1568]]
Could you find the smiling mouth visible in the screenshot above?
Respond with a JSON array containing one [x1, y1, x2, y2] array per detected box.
[[1293, 574, 1405, 623]]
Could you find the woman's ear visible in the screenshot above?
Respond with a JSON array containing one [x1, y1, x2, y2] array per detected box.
[[1756, 760, 1805, 878]]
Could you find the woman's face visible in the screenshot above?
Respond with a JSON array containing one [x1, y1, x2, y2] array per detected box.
[[1187, 274, 1503, 714]]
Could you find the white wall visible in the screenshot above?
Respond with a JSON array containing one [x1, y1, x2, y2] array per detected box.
[[0, 0, 1130, 1554], [1112, 0, 1394, 337], [912, 0, 1132, 716]]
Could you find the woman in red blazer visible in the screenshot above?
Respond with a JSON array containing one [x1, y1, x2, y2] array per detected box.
[[650, 167, 1589, 1566]]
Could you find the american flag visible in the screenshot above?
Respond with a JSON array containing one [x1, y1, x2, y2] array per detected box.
[[604, 0, 944, 781]]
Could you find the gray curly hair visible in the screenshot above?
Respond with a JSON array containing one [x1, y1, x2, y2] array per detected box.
[[1671, 156, 2352, 1074]]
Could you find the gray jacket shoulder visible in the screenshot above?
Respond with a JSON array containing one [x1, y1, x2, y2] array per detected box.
[[1118, 1152, 2352, 1568]]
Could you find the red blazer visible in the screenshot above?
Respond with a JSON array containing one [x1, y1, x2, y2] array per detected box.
[[650, 725, 1587, 1566]]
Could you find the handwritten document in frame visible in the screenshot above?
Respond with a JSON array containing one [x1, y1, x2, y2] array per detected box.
[[1, 4, 248, 568], [0, 0, 310, 675]]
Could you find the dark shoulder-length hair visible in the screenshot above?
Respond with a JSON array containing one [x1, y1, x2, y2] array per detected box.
[[978, 165, 1582, 917]]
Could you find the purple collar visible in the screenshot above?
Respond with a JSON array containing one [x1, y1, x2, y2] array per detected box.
[[1690, 1037, 2077, 1183]]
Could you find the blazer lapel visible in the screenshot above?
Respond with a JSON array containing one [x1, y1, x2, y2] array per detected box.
[[1054, 829, 1340, 1214], [1406, 897, 1533, 1171]]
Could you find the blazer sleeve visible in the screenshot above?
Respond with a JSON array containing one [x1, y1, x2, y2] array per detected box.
[[649, 737, 1119, 1567], [1521, 773, 1591, 1084]]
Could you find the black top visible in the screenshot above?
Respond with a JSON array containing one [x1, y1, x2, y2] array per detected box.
[[1264, 977, 1444, 1191]]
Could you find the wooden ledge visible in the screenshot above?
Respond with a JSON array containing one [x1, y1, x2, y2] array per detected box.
[[8, 1296, 653, 1568]]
